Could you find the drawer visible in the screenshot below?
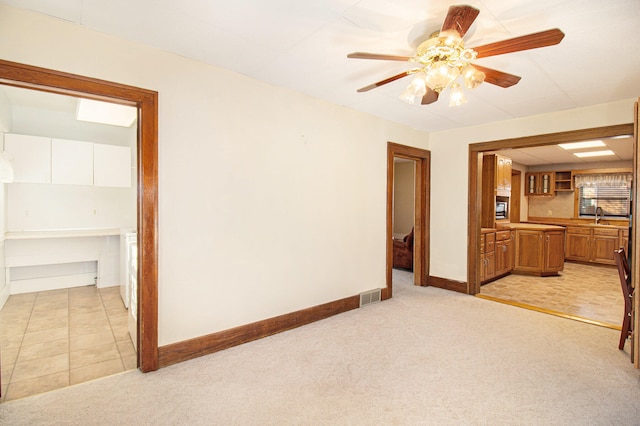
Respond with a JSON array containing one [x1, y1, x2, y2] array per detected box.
[[480, 235, 485, 254], [567, 227, 591, 235], [593, 227, 619, 237], [485, 232, 495, 253], [496, 230, 511, 241], [621, 229, 629, 237]]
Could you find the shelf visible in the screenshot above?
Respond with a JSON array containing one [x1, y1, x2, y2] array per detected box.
[[554, 170, 573, 192]]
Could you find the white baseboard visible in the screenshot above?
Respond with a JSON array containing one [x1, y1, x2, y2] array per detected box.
[[10, 273, 97, 294], [0, 283, 9, 310]]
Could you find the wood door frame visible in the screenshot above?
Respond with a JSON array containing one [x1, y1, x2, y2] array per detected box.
[[385, 142, 430, 299], [0, 59, 159, 372], [468, 123, 637, 366]]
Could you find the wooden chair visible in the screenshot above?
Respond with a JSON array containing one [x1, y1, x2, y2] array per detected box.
[[614, 247, 634, 361]]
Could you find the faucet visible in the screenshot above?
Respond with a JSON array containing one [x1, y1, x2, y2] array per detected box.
[[595, 206, 603, 225]]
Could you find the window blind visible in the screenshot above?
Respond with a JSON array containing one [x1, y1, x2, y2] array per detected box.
[[576, 175, 631, 217]]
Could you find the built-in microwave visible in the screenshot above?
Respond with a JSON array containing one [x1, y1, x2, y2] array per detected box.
[[496, 201, 508, 219]]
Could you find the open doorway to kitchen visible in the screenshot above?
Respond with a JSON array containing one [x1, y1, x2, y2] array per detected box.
[[385, 142, 430, 300], [467, 123, 637, 361], [0, 60, 158, 400]]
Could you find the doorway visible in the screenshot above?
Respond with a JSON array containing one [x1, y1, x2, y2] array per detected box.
[[385, 142, 430, 299], [0, 59, 159, 389], [467, 122, 638, 366]]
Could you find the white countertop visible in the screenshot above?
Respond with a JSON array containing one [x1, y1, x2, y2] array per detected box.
[[5, 228, 125, 240]]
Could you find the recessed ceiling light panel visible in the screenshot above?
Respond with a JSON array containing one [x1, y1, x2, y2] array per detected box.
[[573, 150, 615, 158], [76, 98, 137, 127], [558, 140, 605, 150]]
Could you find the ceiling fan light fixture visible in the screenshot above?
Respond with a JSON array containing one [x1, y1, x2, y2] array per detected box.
[[425, 61, 460, 92], [462, 65, 485, 89], [449, 83, 467, 107], [400, 74, 427, 104], [348, 5, 565, 107]]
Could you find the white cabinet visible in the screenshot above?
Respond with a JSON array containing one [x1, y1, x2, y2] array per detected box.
[[4, 133, 51, 183], [93, 144, 131, 188], [51, 138, 94, 185], [3, 133, 131, 188]]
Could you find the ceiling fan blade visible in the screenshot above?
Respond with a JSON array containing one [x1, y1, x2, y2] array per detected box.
[[472, 28, 565, 58], [421, 89, 439, 105], [347, 52, 411, 61], [440, 5, 480, 38], [473, 65, 521, 88], [356, 71, 411, 92]]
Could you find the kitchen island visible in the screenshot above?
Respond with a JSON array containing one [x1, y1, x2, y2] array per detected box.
[[510, 223, 566, 276]]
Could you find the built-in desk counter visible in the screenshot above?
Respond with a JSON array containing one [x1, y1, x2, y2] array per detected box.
[[4, 228, 131, 295], [5, 228, 121, 240]]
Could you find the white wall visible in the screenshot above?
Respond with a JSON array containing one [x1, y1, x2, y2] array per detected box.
[[0, 5, 430, 345], [393, 161, 414, 237], [0, 88, 9, 306], [429, 99, 636, 281]]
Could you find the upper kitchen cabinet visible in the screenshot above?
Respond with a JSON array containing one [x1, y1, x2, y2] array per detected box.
[[4, 133, 51, 183], [484, 154, 512, 192], [51, 138, 94, 185], [481, 154, 512, 228], [93, 144, 131, 188], [3, 133, 131, 188], [525, 171, 554, 196]]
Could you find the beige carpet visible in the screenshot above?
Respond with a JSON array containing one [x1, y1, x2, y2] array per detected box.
[[1, 271, 639, 425]]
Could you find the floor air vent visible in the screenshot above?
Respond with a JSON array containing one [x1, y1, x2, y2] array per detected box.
[[359, 289, 381, 307]]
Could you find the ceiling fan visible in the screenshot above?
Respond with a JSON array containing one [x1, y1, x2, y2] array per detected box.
[[347, 4, 565, 106]]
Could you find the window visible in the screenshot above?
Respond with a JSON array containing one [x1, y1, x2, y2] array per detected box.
[[575, 173, 632, 218]]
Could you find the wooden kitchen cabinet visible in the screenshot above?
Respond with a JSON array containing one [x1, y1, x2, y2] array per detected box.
[[481, 154, 512, 228], [480, 229, 497, 283], [483, 154, 511, 191], [565, 225, 625, 265], [513, 227, 565, 276], [494, 230, 513, 277], [591, 228, 619, 265], [565, 227, 591, 262], [553, 171, 573, 192], [525, 171, 554, 196]]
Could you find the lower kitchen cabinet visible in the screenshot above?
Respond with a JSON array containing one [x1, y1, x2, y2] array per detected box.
[[513, 227, 565, 276], [481, 228, 513, 284], [565, 226, 626, 266], [495, 231, 514, 277]]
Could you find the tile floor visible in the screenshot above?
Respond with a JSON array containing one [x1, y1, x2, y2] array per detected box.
[[0, 285, 136, 402], [480, 261, 624, 326]]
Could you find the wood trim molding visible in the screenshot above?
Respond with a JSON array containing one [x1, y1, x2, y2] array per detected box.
[[429, 276, 467, 294], [158, 295, 360, 367], [386, 142, 431, 299], [0, 59, 159, 372], [468, 124, 634, 297]]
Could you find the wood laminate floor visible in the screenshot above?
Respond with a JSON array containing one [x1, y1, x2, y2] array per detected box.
[[480, 261, 624, 328]]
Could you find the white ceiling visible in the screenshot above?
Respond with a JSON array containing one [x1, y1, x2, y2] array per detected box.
[[2, 0, 640, 148], [489, 135, 634, 166]]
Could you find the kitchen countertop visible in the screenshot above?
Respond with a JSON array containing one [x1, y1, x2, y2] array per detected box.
[[509, 223, 566, 230]]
